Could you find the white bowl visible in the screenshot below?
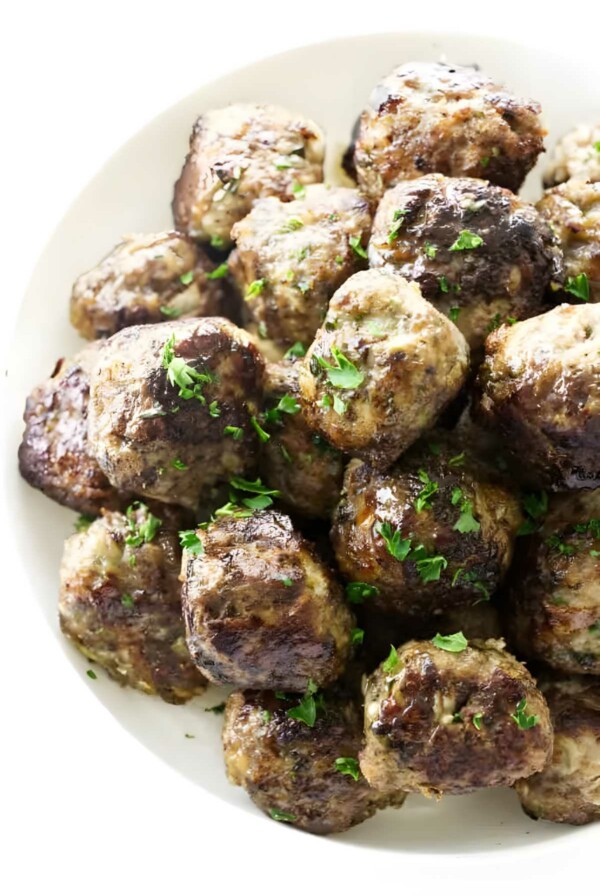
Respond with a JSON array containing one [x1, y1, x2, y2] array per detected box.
[[4, 31, 599, 858]]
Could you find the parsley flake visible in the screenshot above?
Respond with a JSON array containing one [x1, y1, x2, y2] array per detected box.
[[565, 273, 590, 302], [449, 230, 484, 251], [431, 631, 468, 652], [334, 757, 360, 781], [179, 530, 204, 555], [224, 425, 243, 441], [179, 271, 194, 285], [375, 522, 412, 561], [345, 582, 379, 604], [383, 645, 399, 674], [269, 808, 296, 823], [414, 469, 439, 512], [349, 235, 368, 259], [315, 346, 364, 390], [284, 341, 306, 359], [206, 263, 229, 280], [246, 279, 266, 299], [511, 698, 539, 730]]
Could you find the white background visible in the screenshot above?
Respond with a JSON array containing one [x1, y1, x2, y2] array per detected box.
[[1, 2, 597, 893]]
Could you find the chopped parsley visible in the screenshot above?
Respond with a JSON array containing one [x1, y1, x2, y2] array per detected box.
[[74, 514, 95, 532], [431, 631, 468, 653], [208, 401, 221, 418], [269, 808, 296, 823], [349, 234, 368, 259], [511, 698, 539, 730], [440, 276, 450, 294], [518, 491, 548, 535], [121, 593, 134, 609], [280, 217, 304, 233], [292, 182, 306, 199], [264, 393, 301, 425], [179, 271, 194, 285], [375, 522, 412, 561], [449, 230, 484, 251], [414, 469, 439, 512], [448, 452, 465, 467], [160, 305, 183, 318], [171, 458, 187, 470], [414, 552, 448, 582], [448, 306, 461, 322], [451, 487, 480, 534], [546, 534, 576, 556], [315, 346, 364, 390], [125, 502, 162, 547], [206, 263, 229, 280], [286, 679, 322, 727], [351, 627, 364, 645], [162, 334, 213, 404], [179, 530, 204, 555], [345, 582, 379, 604], [382, 645, 399, 674], [210, 234, 225, 248], [280, 577, 293, 587], [565, 273, 590, 302], [204, 703, 226, 714], [387, 209, 408, 243], [472, 713, 484, 731], [284, 341, 306, 359], [246, 279, 266, 299], [227, 476, 281, 513], [424, 242, 437, 259], [86, 669, 97, 680], [334, 757, 360, 781], [251, 416, 270, 442]]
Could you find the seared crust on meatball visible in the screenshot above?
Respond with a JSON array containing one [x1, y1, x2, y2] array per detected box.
[[181, 509, 355, 690], [354, 62, 545, 200], [475, 304, 600, 490], [18, 343, 124, 515], [506, 489, 600, 675], [223, 689, 403, 834], [172, 103, 324, 245], [87, 318, 264, 509], [369, 174, 563, 353], [298, 270, 469, 468], [70, 232, 224, 340], [544, 123, 600, 187], [515, 677, 600, 825], [360, 638, 552, 796], [229, 186, 371, 347], [59, 503, 206, 703]]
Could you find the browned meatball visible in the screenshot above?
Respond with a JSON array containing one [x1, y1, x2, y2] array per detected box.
[[59, 502, 206, 703], [298, 270, 469, 468], [544, 123, 600, 187], [515, 677, 600, 825], [475, 304, 600, 490], [181, 509, 355, 691], [18, 343, 124, 515], [172, 103, 324, 245], [228, 186, 372, 346], [87, 318, 264, 510], [360, 638, 552, 796], [506, 489, 600, 675], [368, 174, 563, 354], [353, 62, 545, 200], [70, 232, 225, 340], [331, 438, 521, 617], [222, 689, 403, 834]]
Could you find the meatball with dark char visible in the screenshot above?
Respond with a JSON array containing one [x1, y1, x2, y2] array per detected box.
[[222, 689, 403, 834], [181, 509, 355, 691], [353, 61, 545, 200], [369, 174, 563, 354], [229, 186, 372, 347], [515, 676, 600, 825], [298, 270, 469, 469], [59, 502, 206, 703], [18, 343, 125, 515], [506, 489, 600, 676], [360, 638, 552, 796], [331, 437, 521, 617], [172, 103, 324, 246], [87, 318, 264, 510], [475, 304, 600, 490], [544, 123, 600, 187]]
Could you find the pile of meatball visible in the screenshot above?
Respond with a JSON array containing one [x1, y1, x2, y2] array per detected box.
[[19, 60, 600, 835]]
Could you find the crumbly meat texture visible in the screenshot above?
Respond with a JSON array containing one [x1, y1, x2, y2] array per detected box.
[[353, 61, 545, 200], [229, 186, 372, 347], [172, 103, 324, 245], [360, 638, 552, 796], [87, 318, 264, 510], [515, 676, 600, 825], [181, 509, 355, 690], [222, 689, 403, 834], [544, 123, 600, 187], [298, 270, 469, 468], [59, 503, 206, 703], [474, 304, 600, 490], [18, 343, 125, 515], [368, 174, 563, 355]]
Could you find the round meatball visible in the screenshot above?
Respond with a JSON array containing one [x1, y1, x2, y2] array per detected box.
[[222, 689, 402, 834], [18, 343, 124, 515], [298, 270, 469, 468], [331, 437, 521, 617], [87, 318, 265, 510], [59, 502, 206, 703], [172, 103, 324, 245], [475, 304, 600, 490], [537, 180, 600, 304], [368, 174, 563, 354], [515, 677, 600, 825], [258, 361, 344, 519], [181, 509, 355, 691], [360, 638, 552, 796], [228, 186, 372, 347], [353, 61, 545, 200], [544, 123, 600, 187], [70, 232, 225, 340], [506, 489, 600, 675]]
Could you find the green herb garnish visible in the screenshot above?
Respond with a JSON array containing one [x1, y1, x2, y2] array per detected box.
[[431, 631, 468, 652]]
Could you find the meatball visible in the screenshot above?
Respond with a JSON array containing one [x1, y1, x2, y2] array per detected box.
[[258, 361, 344, 519], [59, 502, 206, 703], [298, 270, 469, 468], [331, 437, 521, 617], [475, 304, 600, 490], [87, 318, 265, 510], [537, 180, 600, 304], [172, 103, 324, 245], [368, 174, 563, 354], [181, 509, 355, 690], [228, 186, 372, 347], [70, 231, 225, 340], [544, 123, 600, 187], [506, 489, 600, 675], [18, 343, 124, 515], [515, 677, 600, 825], [222, 689, 402, 834], [353, 61, 545, 200], [360, 638, 552, 796]]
